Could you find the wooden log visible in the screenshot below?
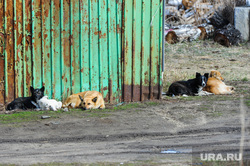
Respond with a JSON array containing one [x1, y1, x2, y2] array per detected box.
[[198, 23, 214, 39], [165, 26, 202, 43], [165, 30, 178, 44], [182, 0, 197, 9], [214, 24, 242, 47], [209, 12, 229, 29]]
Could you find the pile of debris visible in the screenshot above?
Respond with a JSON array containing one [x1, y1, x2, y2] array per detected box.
[[165, 0, 243, 47]]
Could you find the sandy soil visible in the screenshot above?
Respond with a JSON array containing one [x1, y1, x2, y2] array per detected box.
[[0, 41, 249, 165]]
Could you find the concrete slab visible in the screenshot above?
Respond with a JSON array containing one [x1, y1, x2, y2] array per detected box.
[[234, 7, 250, 41]]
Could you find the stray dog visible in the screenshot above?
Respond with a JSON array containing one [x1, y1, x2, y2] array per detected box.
[[6, 86, 45, 110], [38, 96, 62, 111], [203, 70, 235, 95], [63, 91, 105, 110], [166, 72, 209, 96]]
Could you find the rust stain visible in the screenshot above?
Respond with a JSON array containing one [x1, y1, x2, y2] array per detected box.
[[45, 9, 49, 17], [35, 11, 41, 18], [123, 84, 132, 102], [94, 31, 107, 38], [132, 85, 140, 101], [26, 35, 32, 45], [17, 35, 22, 45], [26, 24, 31, 32], [117, 24, 121, 33], [109, 79, 113, 103]]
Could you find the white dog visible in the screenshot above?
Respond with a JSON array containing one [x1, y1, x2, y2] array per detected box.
[[37, 96, 62, 111]]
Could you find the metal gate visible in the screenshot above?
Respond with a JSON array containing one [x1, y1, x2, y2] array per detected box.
[[0, 0, 163, 105]]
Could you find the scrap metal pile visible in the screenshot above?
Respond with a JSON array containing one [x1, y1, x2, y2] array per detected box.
[[165, 0, 243, 46]]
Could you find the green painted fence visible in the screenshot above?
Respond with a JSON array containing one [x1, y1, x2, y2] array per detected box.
[[0, 0, 163, 105]]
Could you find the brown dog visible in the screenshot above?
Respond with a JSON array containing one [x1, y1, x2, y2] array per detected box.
[[203, 70, 235, 95], [62, 91, 105, 110]]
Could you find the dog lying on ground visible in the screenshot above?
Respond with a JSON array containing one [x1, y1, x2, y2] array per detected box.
[[62, 91, 105, 110], [166, 72, 209, 96], [37, 96, 62, 111], [6, 86, 45, 110], [203, 70, 235, 95]]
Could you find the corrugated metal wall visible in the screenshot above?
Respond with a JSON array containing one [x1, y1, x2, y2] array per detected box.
[[123, 0, 163, 102], [0, 0, 163, 105]]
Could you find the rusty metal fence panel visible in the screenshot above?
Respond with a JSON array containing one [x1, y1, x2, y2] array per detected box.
[[0, 0, 163, 105], [123, 0, 163, 102]]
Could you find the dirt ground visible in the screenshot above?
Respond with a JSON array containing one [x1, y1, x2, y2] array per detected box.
[[0, 41, 249, 165]]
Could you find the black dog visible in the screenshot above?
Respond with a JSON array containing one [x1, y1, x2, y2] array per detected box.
[[166, 72, 209, 96], [6, 86, 45, 110]]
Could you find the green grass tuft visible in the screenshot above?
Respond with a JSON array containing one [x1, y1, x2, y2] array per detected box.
[[241, 77, 248, 82], [113, 103, 142, 110]]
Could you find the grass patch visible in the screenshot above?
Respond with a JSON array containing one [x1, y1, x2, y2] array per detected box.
[[245, 99, 250, 107], [241, 77, 248, 81], [198, 105, 211, 111], [0, 109, 87, 124], [208, 111, 223, 117], [164, 40, 250, 89], [0, 102, 150, 124], [145, 101, 159, 106], [0, 110, 61, 124], [113, 103, 142, 110]]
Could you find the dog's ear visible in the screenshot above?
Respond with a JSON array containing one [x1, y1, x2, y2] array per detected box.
[[79, 95, 84, 102], [204, 73, 209, 79], [92, 97, 98, 103], [196, 72, 201, 77], [30, 86, 34, 93], [40, 86, 45, 92]]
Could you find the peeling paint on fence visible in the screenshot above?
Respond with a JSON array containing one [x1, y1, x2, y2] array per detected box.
[[0, 0, 163, 105]]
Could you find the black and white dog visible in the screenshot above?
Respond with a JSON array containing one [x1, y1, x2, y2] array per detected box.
[[166, 72, 209, 96], [6, 86, 45, 110]]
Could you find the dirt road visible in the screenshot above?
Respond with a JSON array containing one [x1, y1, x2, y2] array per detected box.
[[0, 81, 250, 165]]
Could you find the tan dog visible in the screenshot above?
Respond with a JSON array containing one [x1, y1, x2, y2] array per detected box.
[[63, 91, 105, 110], [203, 70, 235, 95]]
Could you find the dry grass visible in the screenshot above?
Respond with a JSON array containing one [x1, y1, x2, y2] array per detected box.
[[163, 40, 250, 92]]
